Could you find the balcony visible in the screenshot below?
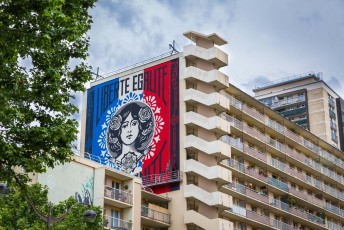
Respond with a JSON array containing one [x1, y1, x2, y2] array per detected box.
[[242, 104, 265, 123], [243, 123, 268, 142], [221, 91, 344, 174], [103, 216, 132, 230], [243, 143, 267, 163], [227, 137, 344, 203], [226, 183, 327, 227], [279, 107, 307, 117], [104, 186, 133, 208], [184, 135, 231, 161], [285, 129, 302, 143], [246, 168, 268, 183], [184, 159, 231, 185], [184, 66, 229, 90], [141, 170, 182, 187], [270, 97, 306, 109], [184, 184, 231, 209], [267, 119, 285, 134], [141, 206, 170, 227], [184, 88, 228, 112], [229, 205, 298, 230], [184, 210, 233, 230], [329, 109, 337, 119], [185, 111, 231, 137], [267, 177, 289, 192], [183, 44, 228, 68]]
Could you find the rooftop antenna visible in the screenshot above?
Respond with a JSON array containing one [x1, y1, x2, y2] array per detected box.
[[91, 67, 100, 80], [169, 40, 179, 55]]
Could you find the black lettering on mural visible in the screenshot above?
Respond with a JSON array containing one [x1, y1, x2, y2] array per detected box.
[[96, 80, 119, 124], [143, 64, 168, 105], [95, 64, 168, 123]]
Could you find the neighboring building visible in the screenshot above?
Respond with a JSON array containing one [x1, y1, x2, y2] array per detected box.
[[35, 31, 344, 230], [253, 74, 344, 151]]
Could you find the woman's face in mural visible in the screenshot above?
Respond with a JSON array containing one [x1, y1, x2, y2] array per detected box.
[[121, 112, 139, 145]]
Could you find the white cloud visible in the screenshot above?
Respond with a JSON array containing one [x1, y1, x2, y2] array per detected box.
[[75, 0, 344, 149]]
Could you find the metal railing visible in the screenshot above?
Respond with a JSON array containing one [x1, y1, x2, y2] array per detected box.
[[141, 206, 171, 224], [235, 122, 344, 200], [217, 110, 344, 201], [103, 215, 132, 230], [94, 51, 174, 81], [104, 186, 133, 205], [221, 90, 344, 179], [226, 159, 344, 218], [254, 71, 317, 89], [230, 205, 298, 230], [268, 97, 306, 109], [227, 182, 327, 226], [141, 170, 182, 187]]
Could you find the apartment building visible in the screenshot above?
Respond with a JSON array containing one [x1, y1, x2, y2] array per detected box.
[[35, 31, 344, 230], [253, 74, 344, 151]]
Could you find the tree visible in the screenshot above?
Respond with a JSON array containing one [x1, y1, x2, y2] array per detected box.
[[0, 183, 103, 229], [0, 0, 97, 186]]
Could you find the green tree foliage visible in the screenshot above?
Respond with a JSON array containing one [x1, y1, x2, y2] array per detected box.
[[0, 184, 103, 229], [0, 0, 97, 186]]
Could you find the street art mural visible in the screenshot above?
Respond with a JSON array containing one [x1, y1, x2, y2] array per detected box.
[[85, 58, 180, 192], [75, 175, 94, 206]]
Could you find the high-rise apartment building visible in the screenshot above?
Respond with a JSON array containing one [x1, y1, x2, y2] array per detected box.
[[34, 31, 344, 230], [253, 74, 344, 151]]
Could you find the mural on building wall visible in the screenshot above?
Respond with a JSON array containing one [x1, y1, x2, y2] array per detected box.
[[85, 58, 180, 192], [75, 175, 94, 205]]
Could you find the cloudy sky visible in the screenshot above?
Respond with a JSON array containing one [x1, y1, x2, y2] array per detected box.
[[75, 0, 344, 149]]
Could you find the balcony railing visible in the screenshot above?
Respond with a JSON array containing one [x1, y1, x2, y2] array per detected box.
[[141, 206, 171, 224], [243, 143, 267, 163], [221, 91, 344, 175], [227, 183, 326, 226], [327, 220, 344, 230], [229, 205, 298, 230], [268, 177, 289, 192], [141, 170, 182, 187], [269, 97, 306, 109], [330, 109, 337, 119], [224, 125, 344, 202], [279, 107, 307, 117], [220, 112, 344, 199], [227, 159, 344, 218], [103, 215, 132, 230], [104, 186, 133, 205]]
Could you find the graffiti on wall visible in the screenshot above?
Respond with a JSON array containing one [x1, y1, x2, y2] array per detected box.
[[75, 176, 94, 205]]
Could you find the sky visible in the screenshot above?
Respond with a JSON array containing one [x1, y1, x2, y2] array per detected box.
[[74, 0, 344, 149]]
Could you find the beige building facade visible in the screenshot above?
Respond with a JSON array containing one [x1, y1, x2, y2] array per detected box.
[[36, 31, 344, 230], [253, 74, 344, 151]]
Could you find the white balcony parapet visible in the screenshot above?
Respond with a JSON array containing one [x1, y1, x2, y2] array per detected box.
[[184, 66, 229, 89], [185, 159, 231, 185], [103, 215, 132, 230], [184, 184, 231, 209], [184, 210, 233, 230], [183, 44, 228, 68], [184, 111, 231, 136], [185, 88, 228, 112], [184, 135, 231, 161]]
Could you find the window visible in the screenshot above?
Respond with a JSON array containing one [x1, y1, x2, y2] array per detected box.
[[111, 209, 120, 228]]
